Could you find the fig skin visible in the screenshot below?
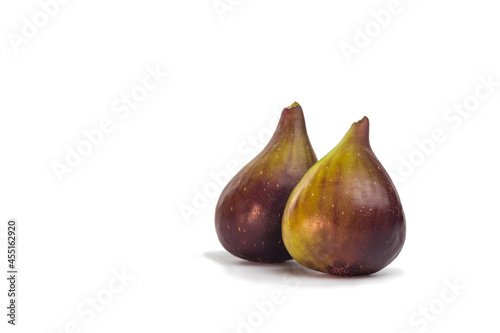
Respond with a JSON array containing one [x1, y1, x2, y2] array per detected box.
[[215, 103, 317, 263], [282, 117, 405, 276]]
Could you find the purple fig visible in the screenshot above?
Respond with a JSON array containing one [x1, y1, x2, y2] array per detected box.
[[215, 102, 317, 262]]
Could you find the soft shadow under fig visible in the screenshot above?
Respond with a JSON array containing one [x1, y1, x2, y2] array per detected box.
[[204, 250, 404, 288]]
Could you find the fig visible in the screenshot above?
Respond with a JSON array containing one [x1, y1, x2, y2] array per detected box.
[[215, 102, 318, 263], [282, 117, 405, 276]]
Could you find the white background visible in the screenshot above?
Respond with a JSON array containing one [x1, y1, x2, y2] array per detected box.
[[1, 0, 499, 332]]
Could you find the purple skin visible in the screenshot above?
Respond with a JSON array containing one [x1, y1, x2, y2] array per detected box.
[[215, 103, 317, 263], [282, 117, 406, 276]]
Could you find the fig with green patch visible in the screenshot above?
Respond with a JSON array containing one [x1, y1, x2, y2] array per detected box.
[[282, 117, 405, 276]]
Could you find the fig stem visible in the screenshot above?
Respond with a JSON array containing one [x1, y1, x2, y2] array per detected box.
[[341, 116, 370, 146]]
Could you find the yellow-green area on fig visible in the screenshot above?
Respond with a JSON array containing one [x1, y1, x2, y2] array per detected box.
[[282, 117, 406, 276]]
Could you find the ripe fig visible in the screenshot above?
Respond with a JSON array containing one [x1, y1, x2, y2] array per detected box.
[[282, 117, 405, 276], [215, 102, 317, 263]]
